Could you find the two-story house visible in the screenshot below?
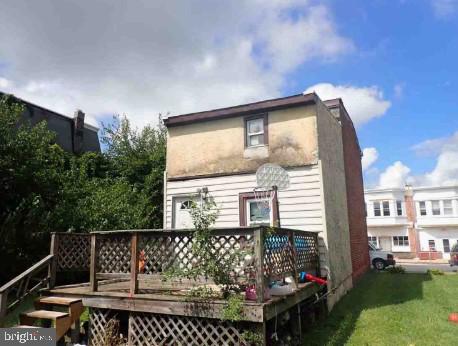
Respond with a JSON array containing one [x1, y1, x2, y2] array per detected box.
[[1, 92, 100, 153], [163, 93, 370, 308], [365, 185, 458, 260]]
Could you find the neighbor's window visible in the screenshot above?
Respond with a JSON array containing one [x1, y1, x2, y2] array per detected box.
[[245, 115, 266, 147], [428, 240, 436, 251], [444, 200, 453, 216], [443, 239, 451, 253], [368, 236, 378, 247], [432, 200, 441, 215], [419, 201, 427, 216], [396, 200, 403, 216], [382, 201, 390, 216], [373, 201, 381, 216], [393, 236, 409, 247]]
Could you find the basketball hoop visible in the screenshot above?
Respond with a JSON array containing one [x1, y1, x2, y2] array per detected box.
[[254, 163, 290, 227]]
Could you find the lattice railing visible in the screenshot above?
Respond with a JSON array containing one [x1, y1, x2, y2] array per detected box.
[[263, 229, 319, 280], [129, 311, 247, 346], [50, 227, 319, 303], [97, 233, 132, 273], [138, 231, 255, 279], [55, 233, 91, 271]]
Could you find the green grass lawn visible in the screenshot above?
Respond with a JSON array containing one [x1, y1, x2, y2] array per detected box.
[[303, 271, 458, 346]]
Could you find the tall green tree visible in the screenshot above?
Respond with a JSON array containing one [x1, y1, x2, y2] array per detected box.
[[0, 96, 67, 280], [0, 97, 167, 282]]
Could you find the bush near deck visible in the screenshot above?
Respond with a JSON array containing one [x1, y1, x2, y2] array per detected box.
[[304, 271, 458, 345]]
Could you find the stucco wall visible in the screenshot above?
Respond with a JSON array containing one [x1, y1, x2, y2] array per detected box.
[[166, 105, 318, 178], [315, 100, 353, 310]]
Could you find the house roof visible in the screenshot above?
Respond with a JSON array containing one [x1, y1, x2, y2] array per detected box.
[[0, 91, 99, 131], [163, 92, 319, 127]]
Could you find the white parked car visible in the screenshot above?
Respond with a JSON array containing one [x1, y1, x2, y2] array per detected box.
[[369, 242, 396, 270]]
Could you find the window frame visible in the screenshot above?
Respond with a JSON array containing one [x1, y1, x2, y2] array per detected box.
[[443, 200, 453, 216], [393, 236, 409, 247], [244, 114, 268, 148], [396, 200, 403, 216], [428, 240, 436, 251], [239, 191, 278, 226], [419, 201, 427, 216], [368, 236, 378, 248], [431, 200, 441, 216], [382, 201, 390, 216], [373, 201, 381, 217]]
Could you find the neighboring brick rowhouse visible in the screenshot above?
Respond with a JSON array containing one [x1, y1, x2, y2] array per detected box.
[[325, 99, 370, 280]]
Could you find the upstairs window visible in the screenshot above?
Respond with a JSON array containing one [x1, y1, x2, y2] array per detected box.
[[382, 201, 390, 216], [396, 200, 403, 216], [373, 201, 381, 216], [432, 200, 441, 215], [245, 115, 267, 147], [444, 200, 453, 216], [419, 201, 427, 216]]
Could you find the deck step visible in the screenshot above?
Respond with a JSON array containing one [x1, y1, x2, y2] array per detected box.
[[36, 296, 82, 306], [20, 310, 71, 340], [21, 310, 69, 320]]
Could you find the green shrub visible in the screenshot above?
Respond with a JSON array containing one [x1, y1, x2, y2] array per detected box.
[[427, 269, 445, 275], [386, 266, 406, 274]]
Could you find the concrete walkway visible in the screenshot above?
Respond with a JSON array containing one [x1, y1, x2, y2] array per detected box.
[[396, 258, 449, 265]]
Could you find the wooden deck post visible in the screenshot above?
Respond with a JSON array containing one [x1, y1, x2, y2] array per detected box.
[[289, 230, 298, 288], [0, 290, 8, 326], [130, 232, 139, 296], [48, 233, 59, 289], [90, 234, 98, 292], [254, 227, 265, 303]]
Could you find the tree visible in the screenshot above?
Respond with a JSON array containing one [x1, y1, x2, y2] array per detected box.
[[0, 97, 167, 282], [0, 95, 67, 281]]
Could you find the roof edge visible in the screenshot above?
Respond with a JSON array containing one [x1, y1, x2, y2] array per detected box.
[[164, 93, 318, 127]]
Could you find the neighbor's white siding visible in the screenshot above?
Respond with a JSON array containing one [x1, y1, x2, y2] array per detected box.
[[164, 165, 323, 232]]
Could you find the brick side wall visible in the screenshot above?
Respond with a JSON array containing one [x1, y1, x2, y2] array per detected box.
[[405, 187, 420, 255], [328, 101, 370, 280]]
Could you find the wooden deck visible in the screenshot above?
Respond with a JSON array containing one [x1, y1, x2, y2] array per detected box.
[[46, 279, 321, 322], [2, 228, 322, 344]]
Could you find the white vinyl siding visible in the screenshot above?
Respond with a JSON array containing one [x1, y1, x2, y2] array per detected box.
[[165, 165, 323, 232]]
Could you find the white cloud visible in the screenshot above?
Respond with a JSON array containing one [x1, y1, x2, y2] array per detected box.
[[411, 131, 458, 157], [431, 0, 458, 18], [304, 83, 391, 126], [422, 151, 458, 186], [378, 161, 412, 188], [362, 147, 379, 171], [414, 131, 458, 186], [374, 131, 458, 188], [0, 77, 11, 89], [0, 1, 353, 128]]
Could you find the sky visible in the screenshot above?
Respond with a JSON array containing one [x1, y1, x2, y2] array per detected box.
[[0, 0, 457, 189]]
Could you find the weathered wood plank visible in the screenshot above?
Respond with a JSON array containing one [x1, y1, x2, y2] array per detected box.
[[83, 296, 264, 322], [89, 234, 98, 292], [130, 233, 139, 295], [264, 282, 321, 321], [254, 227, 265, 304], [48, 233, 59, 289]]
